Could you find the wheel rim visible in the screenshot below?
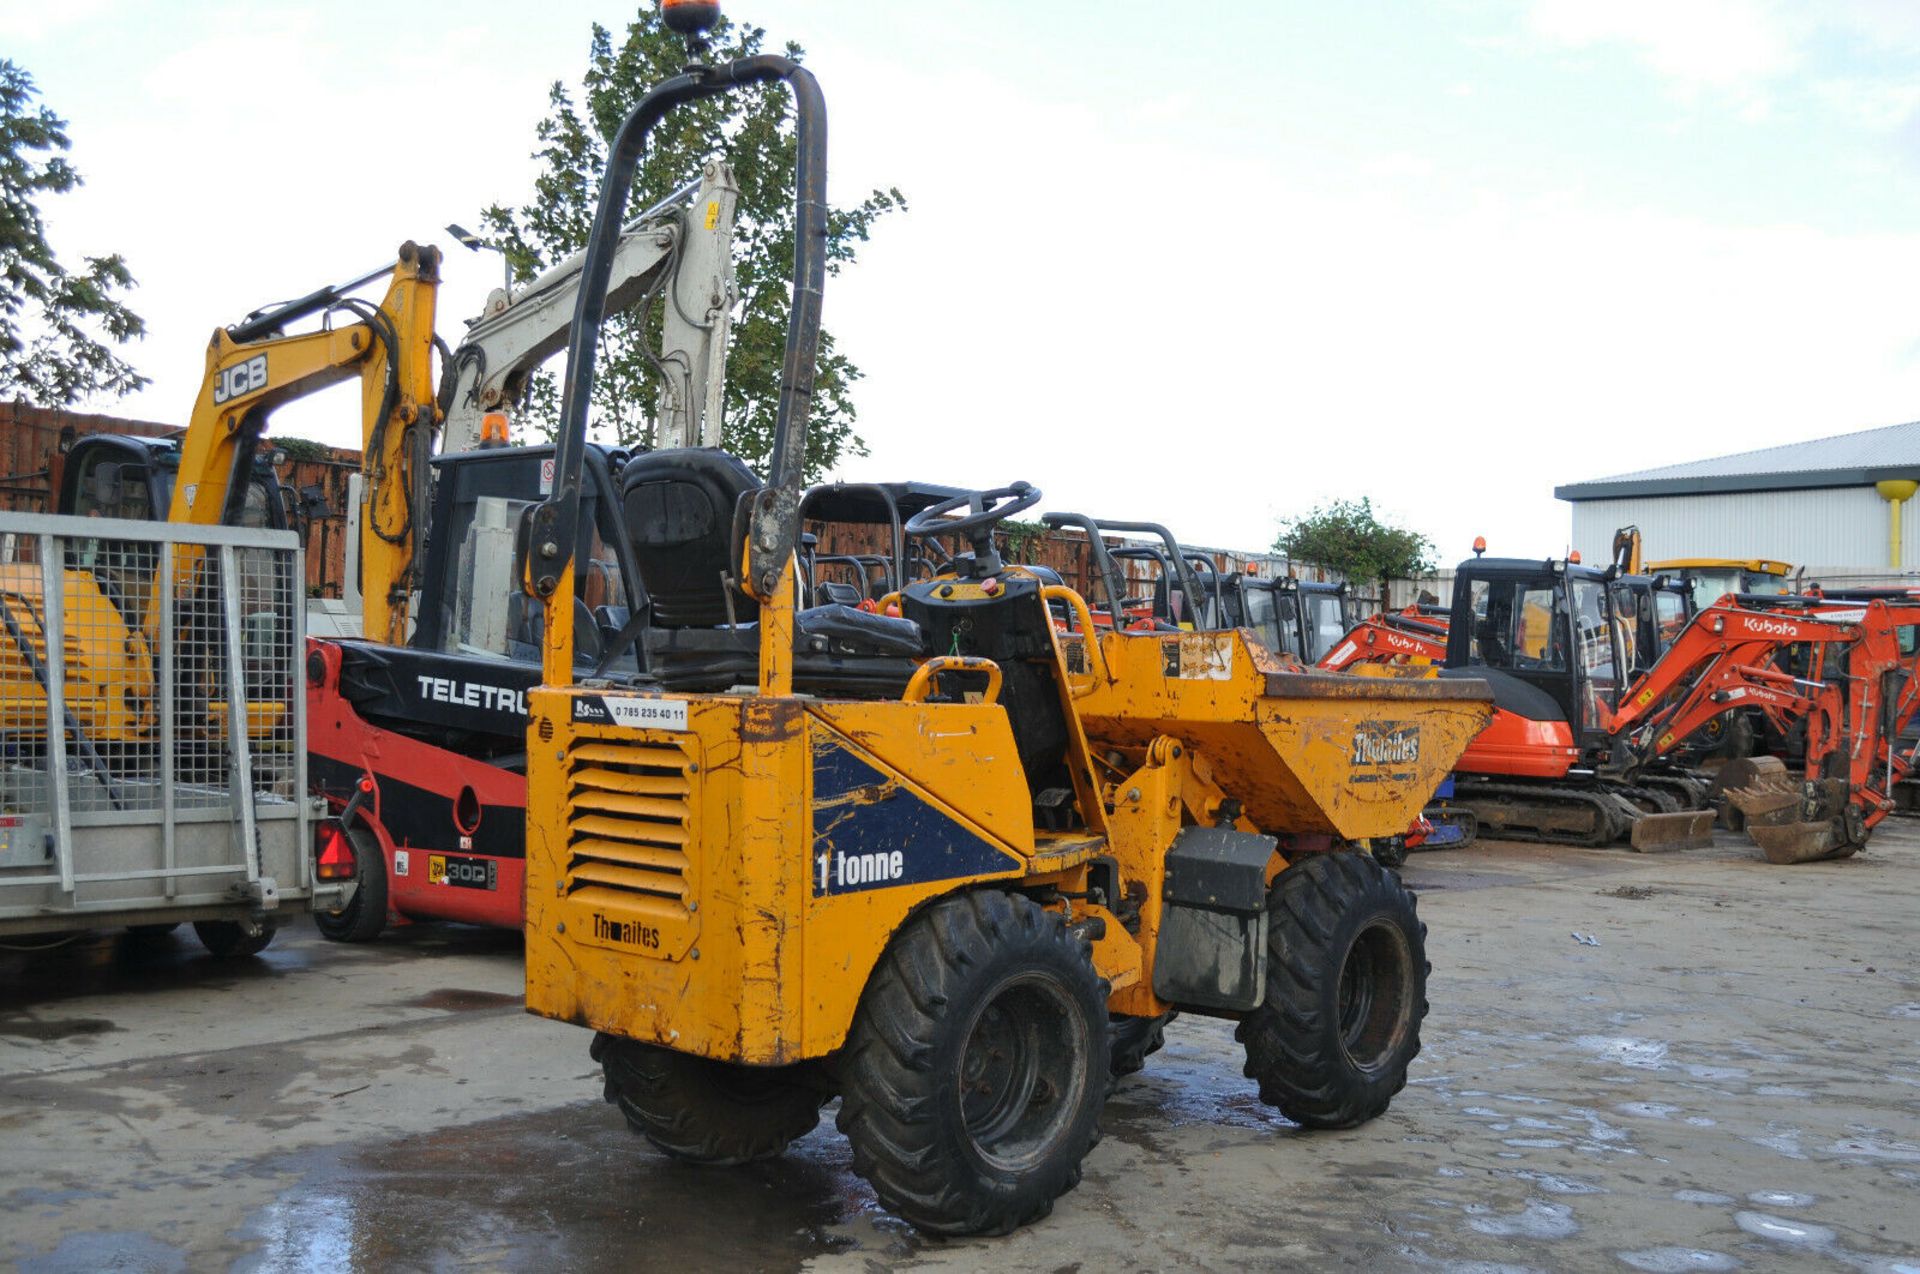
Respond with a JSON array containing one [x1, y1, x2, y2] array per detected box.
[[1337, 920, 1415, 1075], [956, 973, 1088, 1172]]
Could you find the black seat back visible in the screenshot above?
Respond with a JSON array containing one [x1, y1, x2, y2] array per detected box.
[[620, 448, 761, 629]]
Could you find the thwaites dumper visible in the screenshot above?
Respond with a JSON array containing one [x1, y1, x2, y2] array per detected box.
[[517, 6, 1494, 1236], [0, 511, 325, 954]]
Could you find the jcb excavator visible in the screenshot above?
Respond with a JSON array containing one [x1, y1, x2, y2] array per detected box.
[[52, 243, 444, 647], [0, 249, 435, 954], [515, 7, 1494, 1237], [23, 246, 440, 751]]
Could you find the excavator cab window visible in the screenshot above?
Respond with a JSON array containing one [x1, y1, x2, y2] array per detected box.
[[439, 493, 631, 671], [1475, 583, 1565, 671], [421, 448, 639, 673], [1612, 583, 1644, 673], [1571, 578, 1621, 717], [70, 452, 158, 522], [1518, 587, 1564, 669], [1302, 591, 1348, 663], [1653, 586, 1687, 648]]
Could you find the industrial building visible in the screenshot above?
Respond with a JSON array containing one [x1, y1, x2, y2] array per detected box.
[[1557, 419, 1920, 581]]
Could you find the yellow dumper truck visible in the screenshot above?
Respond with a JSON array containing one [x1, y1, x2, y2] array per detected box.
[[513, 4, 1495, 1235]]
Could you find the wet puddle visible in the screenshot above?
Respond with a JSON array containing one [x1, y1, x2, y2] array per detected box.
[[406, 988, 522, 1013], [236, 1101, 910, 1272], [0, 1016, 120, 1042]]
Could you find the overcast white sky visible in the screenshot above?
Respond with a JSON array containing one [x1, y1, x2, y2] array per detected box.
[[12, 0, 1920, 563]]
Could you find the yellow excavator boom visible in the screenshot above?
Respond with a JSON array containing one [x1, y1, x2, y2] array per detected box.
[[169, 242, 441, 645]]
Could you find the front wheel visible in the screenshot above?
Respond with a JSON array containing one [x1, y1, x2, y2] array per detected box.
[[1236, 853, 1426, 1129], [592, 1033, 825, 1165], [836, 891, 1108, 1236]]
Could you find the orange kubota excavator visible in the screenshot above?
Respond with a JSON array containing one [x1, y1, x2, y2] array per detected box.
[[1334, 542, 1920, 858]]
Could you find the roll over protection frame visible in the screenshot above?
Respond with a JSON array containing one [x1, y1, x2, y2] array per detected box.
[[525, 53, 826, 608], [1040, 513, 1210, 632]]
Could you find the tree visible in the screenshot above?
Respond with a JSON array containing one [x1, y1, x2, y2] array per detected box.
[[480, 13, 903, 478], [0, 60, 147, 406], [1274, 498, 1435, 593]]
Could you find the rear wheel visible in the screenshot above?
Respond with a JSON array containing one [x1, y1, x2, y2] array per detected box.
[[194, 920, 276, 959], [1108, 1011, 1177, 1080], [836, 891, 1108, 1236], [314, 823, 388, 943], [593, 1033, 824, 1165], [1236, 853, 1426, 1129]]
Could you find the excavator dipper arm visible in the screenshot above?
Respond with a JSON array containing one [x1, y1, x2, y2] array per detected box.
[[440, 165, 740, 455]]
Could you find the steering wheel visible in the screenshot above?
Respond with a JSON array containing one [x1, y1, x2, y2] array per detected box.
[[904, 483, 1043, 539], [904, 482, 1042, 544]]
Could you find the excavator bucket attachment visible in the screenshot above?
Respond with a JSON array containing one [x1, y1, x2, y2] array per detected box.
[[1722, 761, 1858, 864], [1628, 809, 1715, 852], [1745, 819, 1854, 864]]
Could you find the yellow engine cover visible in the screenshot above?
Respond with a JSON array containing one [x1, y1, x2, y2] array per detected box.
[[523, 688, 1032, 1066]]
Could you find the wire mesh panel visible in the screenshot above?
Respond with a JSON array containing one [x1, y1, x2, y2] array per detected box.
[[0, 513, 306, 922]]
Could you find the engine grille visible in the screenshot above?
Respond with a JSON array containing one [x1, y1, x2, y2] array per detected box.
[[565, 739, 695, 907]]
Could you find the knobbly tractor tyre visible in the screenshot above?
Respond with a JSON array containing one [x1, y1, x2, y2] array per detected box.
[[193, 920, 276, 959], [1235, 852, 1427, 1130], [1108, 1011, 1177, 1080], [314, 823, 388, 944], [835, 891, 1109, 1236], [592, 1033, 824, 1165]]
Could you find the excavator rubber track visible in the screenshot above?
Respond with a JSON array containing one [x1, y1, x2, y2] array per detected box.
[[1450, 778, 1716, 851], [1449, 779, 1634, 848]]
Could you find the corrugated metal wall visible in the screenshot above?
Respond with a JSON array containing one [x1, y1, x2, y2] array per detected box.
[[1568, 487, 1919, 570], [1, 400, 358, 596]]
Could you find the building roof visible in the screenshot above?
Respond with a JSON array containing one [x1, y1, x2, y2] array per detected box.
[[1555, 419, 1920, 501]]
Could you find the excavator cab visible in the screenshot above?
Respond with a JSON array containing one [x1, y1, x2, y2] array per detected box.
[[1239, 575, 1306, 660], [1650, 558, 1793, 610], [1445, 557, 1624, 756], [60, 434, 290, 531], [412, 443, 640, 673], [1608, 572, 1693, 675], [1295, 580, 1353, 664]]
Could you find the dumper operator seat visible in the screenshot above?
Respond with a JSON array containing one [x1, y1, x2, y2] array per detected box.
[[902, 484, 1081, 820], [618, 448, 925, 695]]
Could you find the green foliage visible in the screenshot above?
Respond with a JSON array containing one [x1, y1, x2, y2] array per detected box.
[[995, 518, 1048, 561], [480, 13, 903, 479], [1274, 498, 1435, 586], [0, 60, 147, 405], [270, 436, 334, 464]]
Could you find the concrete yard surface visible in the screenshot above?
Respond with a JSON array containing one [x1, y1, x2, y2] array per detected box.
[[2, 826, 1918, 1272]]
